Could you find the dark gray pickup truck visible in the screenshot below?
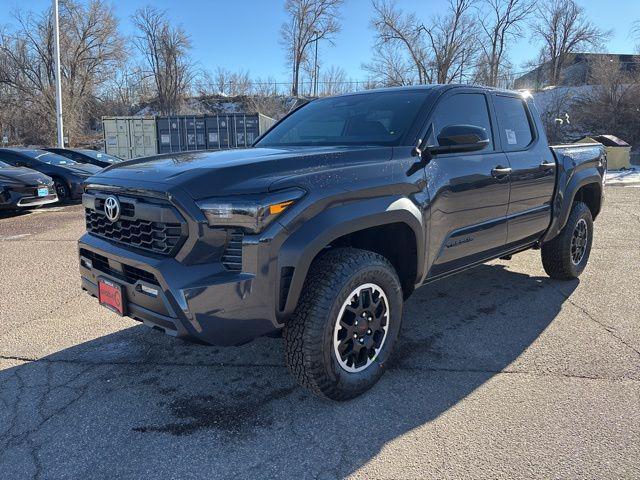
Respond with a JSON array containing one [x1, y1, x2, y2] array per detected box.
[[79, 85, 605, 400]]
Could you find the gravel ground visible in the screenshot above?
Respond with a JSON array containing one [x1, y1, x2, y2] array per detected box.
[[0, 188, 639, 479]]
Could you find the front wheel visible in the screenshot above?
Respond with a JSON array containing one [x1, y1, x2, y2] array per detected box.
[[54, 179, 71, 203], [284, 248, 403, 401], [541, 201, 593, 280]]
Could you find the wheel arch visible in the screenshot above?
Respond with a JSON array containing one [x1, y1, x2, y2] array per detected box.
[[276, 196, 425, 322], [50, 174, 71, 197], [543, 172, 602, 243]]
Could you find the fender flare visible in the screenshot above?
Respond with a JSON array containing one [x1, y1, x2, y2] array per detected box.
[[275, 195, 425, 321], [543, 171, 602, 242]]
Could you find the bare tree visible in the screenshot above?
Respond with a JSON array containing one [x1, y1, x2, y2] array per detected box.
[[631, 20, 640, 53], [280, 0, 343, 96], [0, 0, 123, 145], [530, 0, 611, 86], [369, 0, 479, 85], [196, 68, 252, 97], [573, 57, 640, 146], [363, 42, 417, 87], [476, 0, 535, 87], [423, 0, 479, 84], [370, 0, 429, 83], [318, 65, 349, 95], [132, 6, 194, 115]]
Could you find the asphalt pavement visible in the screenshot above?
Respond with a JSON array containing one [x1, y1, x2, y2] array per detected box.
[[1, 187, 639, 479]]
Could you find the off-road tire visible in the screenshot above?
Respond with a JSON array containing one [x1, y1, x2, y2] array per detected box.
[[541, 201, 593, 280], [283, 247, 403, 401]]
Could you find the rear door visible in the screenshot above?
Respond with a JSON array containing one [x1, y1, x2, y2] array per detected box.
[[491, 94, 555, 245], [425, 91, 511, 278]]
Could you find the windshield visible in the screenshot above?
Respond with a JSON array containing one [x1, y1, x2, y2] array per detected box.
[[256, 91, 431, 147], [18, 149, 79, 166], [78, 150, 121, 163]]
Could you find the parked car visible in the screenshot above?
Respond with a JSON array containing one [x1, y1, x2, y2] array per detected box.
[[45, 147, 122, 168], [78, 85, 605, 400], [0, 148, 101, 202], [0, 160, 57, 211]]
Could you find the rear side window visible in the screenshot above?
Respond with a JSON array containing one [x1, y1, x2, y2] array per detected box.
[[431, 93, 494, 151], [493, 96, 534, 151]]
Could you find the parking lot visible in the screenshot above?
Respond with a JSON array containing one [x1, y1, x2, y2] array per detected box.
[[0, 187, 639, 479]]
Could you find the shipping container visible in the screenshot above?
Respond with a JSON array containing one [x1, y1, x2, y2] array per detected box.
[[156, 116, 207, 154], [102, 117, 157, 160], [157, 113, 276, 154]]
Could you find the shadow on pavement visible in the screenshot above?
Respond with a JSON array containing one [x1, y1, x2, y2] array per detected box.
[[0, 263, 577, 479]]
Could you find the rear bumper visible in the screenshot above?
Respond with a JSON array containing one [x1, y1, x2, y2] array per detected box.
[[78, 233, 280, 346]]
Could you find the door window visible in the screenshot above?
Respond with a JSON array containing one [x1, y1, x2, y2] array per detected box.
[[431, 94, 494, 151], [493, 96, 534, 151]]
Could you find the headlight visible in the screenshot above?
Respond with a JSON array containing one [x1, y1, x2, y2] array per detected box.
[[197, 188, 305, 233]]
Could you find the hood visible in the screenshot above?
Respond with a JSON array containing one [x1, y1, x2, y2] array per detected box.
[[89, 146, 392, 199], [0, 167, 53, 186]]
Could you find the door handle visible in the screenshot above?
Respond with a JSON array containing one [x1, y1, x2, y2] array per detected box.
[[491, 166, 512, 177], [539, 161, 556, 170]]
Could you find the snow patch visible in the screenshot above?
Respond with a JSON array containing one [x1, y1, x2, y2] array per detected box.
[[605, 169, 640, 186]]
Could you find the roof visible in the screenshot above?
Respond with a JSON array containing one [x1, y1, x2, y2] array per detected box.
[[329, 84, 524, 99]]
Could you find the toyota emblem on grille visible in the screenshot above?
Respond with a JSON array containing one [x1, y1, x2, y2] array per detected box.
[[104, 196, 121, 222]]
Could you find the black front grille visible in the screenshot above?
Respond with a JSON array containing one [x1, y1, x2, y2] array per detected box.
[[221, 229, 243, 271], [85, 209, 183, 256], [80, 249, 160, 286]]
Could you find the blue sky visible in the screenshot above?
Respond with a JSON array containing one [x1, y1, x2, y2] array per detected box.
[[1, 0, 638, 81]]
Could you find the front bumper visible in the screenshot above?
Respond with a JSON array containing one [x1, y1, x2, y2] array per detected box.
[[78, 233, 280, 346], [0, 187, 58, 209]]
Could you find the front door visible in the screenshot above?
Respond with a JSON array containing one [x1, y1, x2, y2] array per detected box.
[[425, 92, 511, 278]]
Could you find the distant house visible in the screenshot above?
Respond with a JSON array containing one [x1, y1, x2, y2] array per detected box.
[[514, 53, 640, 90]]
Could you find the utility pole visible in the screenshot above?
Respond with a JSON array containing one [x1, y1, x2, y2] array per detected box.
[[53, 0, 64, 147], [312, 32, 320, 97]]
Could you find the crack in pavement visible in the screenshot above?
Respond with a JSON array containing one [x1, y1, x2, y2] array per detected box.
[[0, 362, 107, 473], [2, 354, 638, 383], [550, 285, 640, 358]]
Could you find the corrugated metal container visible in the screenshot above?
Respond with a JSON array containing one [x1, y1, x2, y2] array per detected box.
[[156, 116, 208, 154], [103, 117, 158, 160], [157, 113, 276, 154]]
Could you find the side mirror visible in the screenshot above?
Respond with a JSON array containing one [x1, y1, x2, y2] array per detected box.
[[429, 124, 490, 154]]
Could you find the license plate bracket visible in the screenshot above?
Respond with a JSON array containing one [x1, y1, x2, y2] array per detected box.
[[98, 278, 125, 316]]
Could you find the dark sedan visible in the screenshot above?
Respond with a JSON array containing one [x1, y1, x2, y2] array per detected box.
[[0, 161, 58, 210], [45, 148, 122, 168], [0, 148, 101, 202]]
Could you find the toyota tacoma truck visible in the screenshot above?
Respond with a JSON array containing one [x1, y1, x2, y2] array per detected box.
[[79, 85, 605, 400]]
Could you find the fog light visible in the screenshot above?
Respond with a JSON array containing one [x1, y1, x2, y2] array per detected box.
[[140, 284, 158, 297]]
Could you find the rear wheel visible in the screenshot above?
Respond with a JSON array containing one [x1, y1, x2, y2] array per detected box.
[[541, 201, 593, 280], [284, 248, 403, 400]]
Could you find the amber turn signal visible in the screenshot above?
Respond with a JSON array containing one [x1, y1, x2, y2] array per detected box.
[[269, 200, 294, 215]]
